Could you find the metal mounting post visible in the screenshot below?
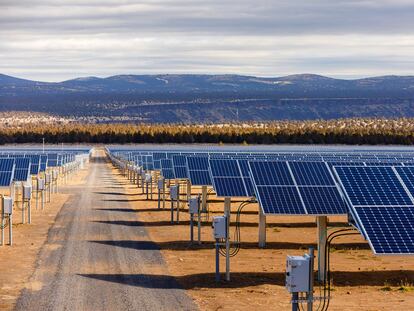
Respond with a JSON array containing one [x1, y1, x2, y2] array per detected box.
[[201, 186, 207, 212], [224, 197, 231, 281], [307, 247, 315, 311], [317, 216, 328, 282], [258, 207, 266, 248]]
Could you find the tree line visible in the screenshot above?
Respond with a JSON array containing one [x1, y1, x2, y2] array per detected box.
[[1, 118, 414, 145]]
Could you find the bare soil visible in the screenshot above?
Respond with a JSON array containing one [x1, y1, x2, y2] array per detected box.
[[0, 167, 89, 310]]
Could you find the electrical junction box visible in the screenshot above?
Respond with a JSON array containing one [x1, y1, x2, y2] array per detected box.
[[23, 184, 32, 200], [141, 171, 146, 179], [2, 196, 13, 215], [144, 173, 152, 183], [45, 173, 51, 184], [157, 178, 164, 190], [52, 170, 58, 179], [286, 254, 311, 293], [170, 185, 179, 200], [212, 216, 227, 239], [188, 197, 199, 214], [37, 178, 45, 191]]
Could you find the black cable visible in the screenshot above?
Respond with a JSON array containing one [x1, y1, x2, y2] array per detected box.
[[218, 199, 255, 258], [317, 229, 359, 311]]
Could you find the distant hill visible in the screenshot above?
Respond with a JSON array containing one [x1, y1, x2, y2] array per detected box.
[[1, 73, 414, 122]]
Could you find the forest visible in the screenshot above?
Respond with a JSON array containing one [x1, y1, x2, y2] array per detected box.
[[1, 118, 414, 145]]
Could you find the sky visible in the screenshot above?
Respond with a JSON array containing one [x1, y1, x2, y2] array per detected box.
[[1, 0, 414, 82]]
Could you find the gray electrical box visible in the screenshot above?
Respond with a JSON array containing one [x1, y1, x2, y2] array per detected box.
[[170, 185, 179, 200], [52, 170, 58, 179], [212, 216, 227, 239], [188, 197, 199, 214], [37, 178, 45, 191], [23, 184, 32, 200], [2, 196, 13, 215], [157, 178, 164, 190], [286, 254, 311, 293]]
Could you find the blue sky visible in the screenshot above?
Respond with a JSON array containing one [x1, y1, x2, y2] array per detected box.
[[1, 0, 414, 81]]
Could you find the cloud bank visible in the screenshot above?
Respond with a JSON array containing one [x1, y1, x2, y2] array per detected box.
[[1, 0, 413, 81]]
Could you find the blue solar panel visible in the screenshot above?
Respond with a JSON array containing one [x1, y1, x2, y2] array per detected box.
[[160, 159, 175, 179], [237, 160, 255, 196], [212, 178, 247, 197], [40, 155, 48, 172], [248, 161, 293, 186], [27, 155, 40, 175], [47, 154, 58, 167], [209, 159, 248, 197], [14, 158, 31, 181], [0, 158, 15, 187], [289, 162, 335, 186], [334, 166, 412, 206], [187, 157, 212, 186], [395, 166, 414, 196], [335, 165, 414, 255], [357, 206, 414, 254], [172, 155, 188, 179], [249, 161, 347, 215], [255, 186, 305, 214], [299, 186, 347, 214], [187, 157, 209, 170], [188, 170, 212, 186]]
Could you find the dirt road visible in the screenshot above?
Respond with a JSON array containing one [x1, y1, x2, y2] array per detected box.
[[15, 151, 197, 311]]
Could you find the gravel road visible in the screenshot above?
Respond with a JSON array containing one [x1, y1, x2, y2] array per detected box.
[[15, 151, 197, 311]]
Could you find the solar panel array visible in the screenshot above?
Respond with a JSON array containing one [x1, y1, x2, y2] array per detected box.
[[108, 146, 414, 255]]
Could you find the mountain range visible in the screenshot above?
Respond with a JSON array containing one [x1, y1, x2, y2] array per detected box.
[[1, 73, 414, 123]]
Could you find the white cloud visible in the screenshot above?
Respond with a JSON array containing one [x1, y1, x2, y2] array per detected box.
[[1, 0, 413, 81]]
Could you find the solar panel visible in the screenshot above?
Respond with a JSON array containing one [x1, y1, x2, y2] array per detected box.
[[394, 166, 414, 196], [14, 158, 31, 181], [255, 186, 305, 214], [334, 166, 412, 207], [357, 207, 414, 254], [40, 155, 48, 172], [172, 155, 188, 179], [209, 159, 249, 197], [0, 158, 15, 187], [237, 160, 255, 196], [335, 165, 414, 255], [289, 162, 335, 186], [248, 161, 294, 186], [249, 161, 347, 215], [299, 186, 346, 214], [186, 157, 212, 186], [47, 154, 58, 167], [160, 159, 175, 180], [153, 152, 167, 170]]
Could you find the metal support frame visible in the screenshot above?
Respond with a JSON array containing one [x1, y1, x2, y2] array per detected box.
[[307, 248, 315, 311], [258, 207, 266, 248], [201, 186, 207, 212], [317, 216, 328, 282], [176, 181, 180, 223], [224, 197, 231, 281], [187, 180, 191, 201]]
